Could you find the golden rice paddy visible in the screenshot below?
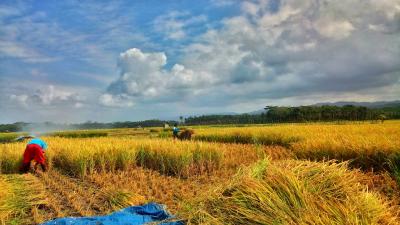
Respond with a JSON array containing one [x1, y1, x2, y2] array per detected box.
[[0, 120, 399, 224]]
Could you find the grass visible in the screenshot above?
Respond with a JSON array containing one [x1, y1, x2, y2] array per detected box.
[[388, 153, 400, 186], [180, 159, 399, 225]]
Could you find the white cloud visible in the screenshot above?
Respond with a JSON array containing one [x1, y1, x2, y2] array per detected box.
[[9, 85, 84, 107], [0, 5, 21, 18], [74, 102, 84, 108], [185, 0, 400, 97], [103, 48, 215, 107], [99, 93, 134, 107], [242, 1, 260, 16], [315, 20, 354, 40], [153, 11, 207, 40], [210, 0, 237, 7], [105, 0, 400, 108], [0, 3, 141, 67], [108, 48, 167, 97], [0, 41, 33, 58], [2, 0, 399, 122], [9, 94, 28, 107], [0, 6, 65, 63], [0, 41, 58, 63], [33, 85, 79, 105]]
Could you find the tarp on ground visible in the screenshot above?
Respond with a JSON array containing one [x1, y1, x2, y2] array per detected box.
[[41, 202, 184, 225]]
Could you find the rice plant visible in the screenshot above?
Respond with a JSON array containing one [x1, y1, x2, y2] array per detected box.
[[0, 137, 232, 177], [194, 130, 300, 147], [50, 130, 108, 138], [180, 159, 399, 225], [194, 121, 400, 171], [136, 142, 222, 177], [0, 174, 48, 224], [0, 133, 20, 143]]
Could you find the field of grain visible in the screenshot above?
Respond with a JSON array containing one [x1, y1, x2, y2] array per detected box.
[[1, 121, 400, 224], [194, 121, 400, 170]]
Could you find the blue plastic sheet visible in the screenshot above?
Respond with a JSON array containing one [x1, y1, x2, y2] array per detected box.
[[41, 202, 184, 225]]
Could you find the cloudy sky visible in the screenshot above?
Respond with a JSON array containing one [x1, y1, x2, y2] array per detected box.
[[1, 0, 399, 123]]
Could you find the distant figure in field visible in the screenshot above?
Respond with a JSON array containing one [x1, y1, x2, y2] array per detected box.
[[378, 114, 386, 123], [20, 137, 48, 173], [172, 123, 180, 139], [172, 124, 194, 140]]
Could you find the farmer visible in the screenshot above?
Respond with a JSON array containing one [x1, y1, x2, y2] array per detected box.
[[172, 123, 180, 139], [20, 137, 48, 173]]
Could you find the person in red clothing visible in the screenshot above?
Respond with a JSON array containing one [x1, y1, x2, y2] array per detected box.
[[20, 137, 48, 173]]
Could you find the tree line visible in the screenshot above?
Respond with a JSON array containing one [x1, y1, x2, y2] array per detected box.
[[0, 120, 177, 133], [1, 105, 399, 132], [185, 105, 400, 125]]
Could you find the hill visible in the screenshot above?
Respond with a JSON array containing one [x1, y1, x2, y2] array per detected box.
[[312, 100, 400, 108]]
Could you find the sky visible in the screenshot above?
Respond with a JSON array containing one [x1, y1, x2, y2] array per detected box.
[[0, 0, 399, 123]]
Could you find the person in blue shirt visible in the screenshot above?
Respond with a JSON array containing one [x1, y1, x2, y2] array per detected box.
[[20, 137, 48, 173], [172, 124, 180, 139], [28, 138, 48, 150]]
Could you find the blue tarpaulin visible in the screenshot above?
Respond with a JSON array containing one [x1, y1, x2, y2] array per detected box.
[[41, 202, 184, 225]]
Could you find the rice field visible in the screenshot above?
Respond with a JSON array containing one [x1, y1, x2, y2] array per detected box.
[[0, 121, 400, 224], [194, 121, 400, 170]]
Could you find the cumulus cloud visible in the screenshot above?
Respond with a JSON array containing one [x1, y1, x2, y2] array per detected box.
[[185, 0, 400, 98], [106, 48, 166, 97], [100, 48, 211, 107], [103, 0, 400, 108], [9, 85, 84, 107]]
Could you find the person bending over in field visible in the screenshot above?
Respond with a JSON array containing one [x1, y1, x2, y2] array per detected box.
[[172, 124, 194, 140], [172, 123, 180, 139], [20, 137, 48, 173]]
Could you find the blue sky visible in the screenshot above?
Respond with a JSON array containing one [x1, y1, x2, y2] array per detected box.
[[1, 0, 399, 123]]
